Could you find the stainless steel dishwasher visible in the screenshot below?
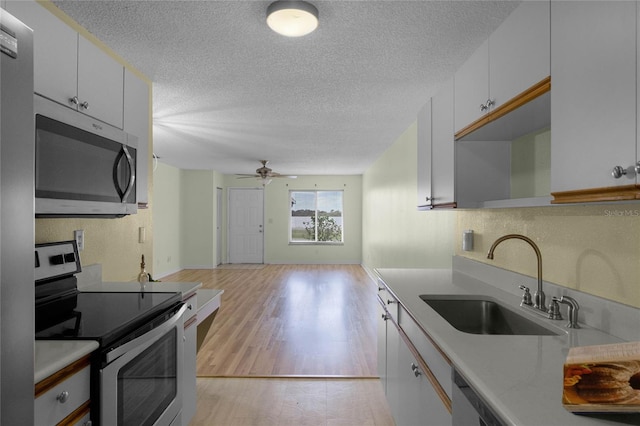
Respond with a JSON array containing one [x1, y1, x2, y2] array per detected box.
[[452, 369, 506, 426]]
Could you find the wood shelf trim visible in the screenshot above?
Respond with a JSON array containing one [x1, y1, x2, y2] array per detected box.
[[57, 399, 91, 426], [454, 76, 551, 141], [35, 354, 91, 398], [387, 314, 453, 414], [551, 184, 640, 204]]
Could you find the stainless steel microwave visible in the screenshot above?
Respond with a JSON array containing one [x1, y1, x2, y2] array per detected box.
[[34, 95, 137, 217]]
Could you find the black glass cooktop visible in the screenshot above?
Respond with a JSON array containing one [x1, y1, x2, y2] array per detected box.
[[35, 291, 182, 348]]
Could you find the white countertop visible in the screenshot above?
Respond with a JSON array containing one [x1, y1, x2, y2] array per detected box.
[[35, 340, 98, 384], [196, 288, 223, 326], [376, 267, 640, 426]]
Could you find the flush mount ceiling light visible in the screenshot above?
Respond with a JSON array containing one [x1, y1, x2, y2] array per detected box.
[[267, 1, 319, 37]]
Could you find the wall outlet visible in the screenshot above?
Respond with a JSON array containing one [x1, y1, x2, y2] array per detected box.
[[74, 229, 84, 251]]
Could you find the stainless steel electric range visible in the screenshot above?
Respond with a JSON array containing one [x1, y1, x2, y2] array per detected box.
[[35, 241, 186, 426]]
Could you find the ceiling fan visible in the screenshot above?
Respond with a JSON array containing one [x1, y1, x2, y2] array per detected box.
[[236, 160, 297, 185]]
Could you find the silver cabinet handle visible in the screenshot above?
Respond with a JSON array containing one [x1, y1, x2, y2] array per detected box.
[[612, 165, 637, 179], [56, 391, 69, 404], [480, 98, 495, 112], [410, 363, 421, 377], [79, 101, 89, 110], [612, 165, 627, 178], [386, 299, 396, 305], [381, 313, 390, 321], [69, 96, 79, 106]]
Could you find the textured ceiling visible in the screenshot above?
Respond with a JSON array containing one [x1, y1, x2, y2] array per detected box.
[[52, 0, 520, 176]]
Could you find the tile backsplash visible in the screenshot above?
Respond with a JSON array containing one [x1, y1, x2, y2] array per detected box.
[[456, 204, 640, 308]]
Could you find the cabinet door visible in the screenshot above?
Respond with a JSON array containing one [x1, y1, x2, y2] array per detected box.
[[385, 317, 401, 422], [5, 0, 78, 107], [454, 39, 489, 134], [416, 99, 432, 208], [77, 35, 124, 128], [376, 297, 388, 391], [393, 336, 451, 426], [124, 69, 151, 205], [489, 0, 550, 108], [551, 1, 636, 193], [431, 77, 455, 206]]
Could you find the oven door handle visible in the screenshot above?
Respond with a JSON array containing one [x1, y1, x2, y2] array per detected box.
[[105, 303, 187, 364]]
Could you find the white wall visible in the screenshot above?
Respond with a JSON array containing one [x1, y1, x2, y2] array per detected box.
[[223, 174, 362, 264], [361, 121, 455, 272], [153, 165, 361, 270], [153, 162, 182, 277]]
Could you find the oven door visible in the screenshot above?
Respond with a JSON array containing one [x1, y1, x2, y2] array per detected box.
[[100, 303, 187, 426]]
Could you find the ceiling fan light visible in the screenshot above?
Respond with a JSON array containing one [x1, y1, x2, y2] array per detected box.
[[267, 1, 318, 37], [258, 177, 273, 186]]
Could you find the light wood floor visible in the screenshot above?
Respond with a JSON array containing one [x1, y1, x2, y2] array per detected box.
[[191, 377, 394, 426], [162, 265, 394, 425], [164, 264, 378, 377]]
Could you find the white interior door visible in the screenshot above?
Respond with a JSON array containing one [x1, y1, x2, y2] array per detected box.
[[228, 188, 264, 264]]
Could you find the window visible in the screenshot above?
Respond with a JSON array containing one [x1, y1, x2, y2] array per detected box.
[[290, 190, 343, 243]]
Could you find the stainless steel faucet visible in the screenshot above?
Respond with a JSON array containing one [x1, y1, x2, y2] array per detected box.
[[487, 234, 547, 313]]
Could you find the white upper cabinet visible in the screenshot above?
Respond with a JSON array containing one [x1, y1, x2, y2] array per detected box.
[[77, 36, 124, 128], [124, 69, 150, 206], [488, 0, 550, 113], [431, 78, 455, 207], [454, 0, 550, 139], [416, 99, 432, 209], [454, 39, 489, 136], [5, 1, 77, 105], [6, 1, 124, 129], [551, 1, 638, 202], [417, 78, 456, 209]]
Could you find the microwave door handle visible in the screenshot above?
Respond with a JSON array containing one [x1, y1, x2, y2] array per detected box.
[[121, 146, 136, 202], [113, 147, 136, 202]]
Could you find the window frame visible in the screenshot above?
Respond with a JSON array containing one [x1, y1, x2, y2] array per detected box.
[[289, 189, 344, 245]]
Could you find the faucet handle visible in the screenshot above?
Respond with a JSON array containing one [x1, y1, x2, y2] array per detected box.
[[518, 285, 533, 306], [548, 298, 563, 320], [554, 296, 581, 328]]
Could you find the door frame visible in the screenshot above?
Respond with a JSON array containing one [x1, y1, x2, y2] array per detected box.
[[216, 187, 223, 266]]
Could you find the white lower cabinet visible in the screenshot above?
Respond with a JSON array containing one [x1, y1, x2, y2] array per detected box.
[[393, 334, 451, 426], [378, 281, 452, 426], [35, 362, 91, 426]]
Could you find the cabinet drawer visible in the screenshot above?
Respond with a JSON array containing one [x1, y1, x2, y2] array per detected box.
[[398, 305, 452, 399], [184, 293, 198, 324], [35, 365, 90, 426]]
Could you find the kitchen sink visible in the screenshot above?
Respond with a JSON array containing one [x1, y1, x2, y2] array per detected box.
[[420, 295, 559, 336]]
